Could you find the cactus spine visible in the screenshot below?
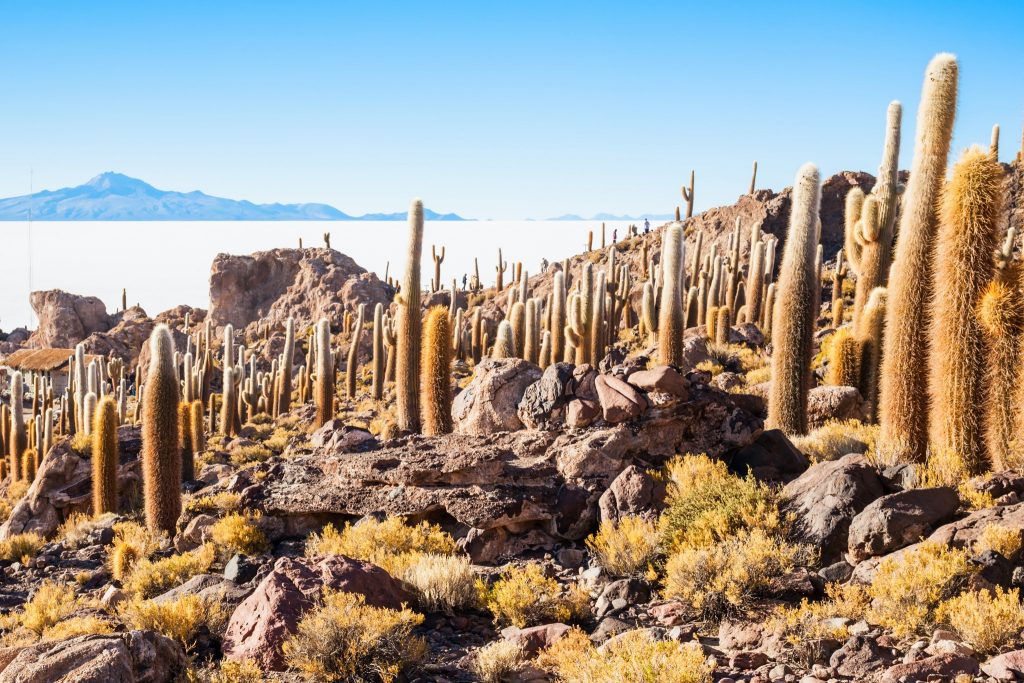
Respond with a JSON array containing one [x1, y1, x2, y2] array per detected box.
[[827, 328, 862, 387], [657, 223, 685, 366], [179, 402, 194, 482], [420, 307, 452, 435], [877, 54, 958, 465], [92, 395, 119, 515], [766, 163, 822, 435], [493, 321, 515, 359], [396, 199, 423, 433], [857, 287, 887, 420], [927, 147, 1002, 482], [978, 280, 1022, 470], [141, 325, 181, 535]]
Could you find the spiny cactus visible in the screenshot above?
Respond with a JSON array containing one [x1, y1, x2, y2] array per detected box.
[[641, 281, 658, 344], [682, 170, 695, 218], [496, 249, 507, 290], [277, 317, 295, 415], [323, 231, 331, 249], [9, 372, 25, 481], [314, 318, 334, 428], [539, 330, 552, 368], [92, 395, 119, 515], [990, 123, 1000, 159], [715, 306, 730, 345], [372, 304, 385, 400], [857, 287, 887, 420], [994, 227, 1017, 283], [550, 271, 566, 364], [22, 448, 37, 482], [221, 368, 240, 437], [874, 101, 903, 277], [493, 320, 515, 359], [524, 299, 539, 364], [509, 301, 525, 358], [826, 328, 861, 387], [766, 163, 822, 435], [657, 223, 685, 365], [178, 402, 194, 482], [189, 400, 205, 458], [927, 147, 1003, 482], [978, 279, 1023, 470], [878, 54, 958, 466], [141, 325, 182, 536], [346, 304, 366, 399], [396, 199, 423, 433], [420, 307, 452, 436], [431, 245, 445, 293], [851, 196, 883, 329]]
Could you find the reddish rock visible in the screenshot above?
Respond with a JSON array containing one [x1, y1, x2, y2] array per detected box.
[[28, 290, 110, 349], [452, 358, 542, 435], [598, 465, 666, 524], [846, 487, 960, 563], [565, 399, 600, 429], [982, 649, 1024, 680], [880, 653, 979, 682], [807, 385, 870, 429], [501, 623, 571, 656], [594, 375, 647, 423], [627, 365, 689, 397], [223, 554, 413, 671]]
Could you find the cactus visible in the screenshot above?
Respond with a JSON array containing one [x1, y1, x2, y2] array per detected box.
[[372, 304, 385, 400], [978, 280, 1022, 469], [766, 163, 822, 435], [715, 306, 730, 345], [856, 287, 887, 420], [826, 328, 862, 387], [493, 320, 515, 359], [431, 245, 445, 293], [141, 325, 182, 535], [682, 170, 695, 218], [420, 307, 452, 435], [843, 188, 865, 276], [314, 318, 334, 428], [749, 161, 758, 194], [746, 239, 766, 326], [8, 372, 25, 481], [509, 301, 525, 358], [524, 299, 539, 364], [396, 199, 424, 433], [657, 223, 685, 365], [831, 249, 848, 328], [927, 147, 1003, 482], [550, 271, 566, 364], [990, 123, 1000, 159], [994, 227, 1017, 283], [346, 304, 366, 399], [278, 317, 295, 415], [641, 281, 658, 344], [221, 367, 240, 437], [189, 400, 205, 457], [851, 197, 884, 329], [590, 271, 607, 364], [873, 102, 903, 277], [496, 249, 508, 290], [179, 402, 194, 482], [877, 54, 958, 466], [90, 395, 119, 515], [22, 448, 37, 482], [323, 231, 331, 249]]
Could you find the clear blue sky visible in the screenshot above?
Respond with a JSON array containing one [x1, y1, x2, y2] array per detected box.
[[0, 1, 1020, 219]]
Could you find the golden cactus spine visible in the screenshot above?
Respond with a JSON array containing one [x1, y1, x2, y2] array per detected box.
[[766, 163, 822, 435], [927, 147, 1003, 482], [179, 402, 194, 482], [877, 54, 958, 466], [277, 317, 295, 415], [826, 328, 862, 387], [420, 307, 452, 436], [396, 199, 423, 433], [978, 280, 1023, 470], [493, 320, 515, 359], [857, 287, 887, 420], [141, 325, 182, 536], [92, 396, 119, 515], [657, 223, 685, 365]]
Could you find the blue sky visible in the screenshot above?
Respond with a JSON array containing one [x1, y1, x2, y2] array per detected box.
[[0, 1, 1020, 219]]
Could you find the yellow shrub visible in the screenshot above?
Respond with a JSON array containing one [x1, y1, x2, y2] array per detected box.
[[123, 543, 216, 598], [230, 445, 272, 466], [789, 420, 878, 463], [538, 627, 713, 683], [283, 590, 426, 682], [210, 512, 268, 556], [399, 553, 478, 612], [0, 532, 45, 563], [182, 660, 265, 683], [109, 521, 163, 583], [975, 524, 1023, 560], [471, 640, 526, 683], [305, 516, 456, 575], [935, 587, 1024, 654], [659, 454, 783, 553], [955, 482, 995, 511], [867, 541, 975, 637], [70, 432, 92, 454], [57, 512, 118, 549], [663, 528, 812, 622], [19, 581, 90, 636], [770, 583, 870, 664], [0, 480, 30, 522], [120, 594, 228, 652], [263, 428, 297, 453], [586, 516, 659, 577], [41, 615, 114, 641], [744, 366, 771, 387], [185, 491, 242, 514], [480, 562, 590, 628]]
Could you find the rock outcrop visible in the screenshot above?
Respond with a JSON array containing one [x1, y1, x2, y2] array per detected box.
[[28, 290, 110, 349]]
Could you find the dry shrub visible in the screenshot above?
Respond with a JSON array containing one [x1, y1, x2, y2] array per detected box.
[[789, 420, 878, 463], [974, 524, 1023, 560], [230, 444, 272, 466], [210, 512, 268, 556], [120, 593, 228, 652], [123, 543, 216, 598], [305, 516, 455, 575], [17, 581, 90, 636], [185, 491, 242, 515], [663, 528, 813, 623], [586, 516, 659, 577], [479, 562, 590, 628], [400, 553, 478, 613], [42, 615, 114, 641], [471, 640, 526, 682], [283, 590, 425, 682], [182, 660, 265, 683], [537, 627, 713, 683], [0, 532, 45, 563], [770, 583, 870, 665], [659, 454, 783, 553], [57, 512, 118, 549], [109, 521, 162, 582], [935, 587, 1024, 654], [866, 541, 975, 637]]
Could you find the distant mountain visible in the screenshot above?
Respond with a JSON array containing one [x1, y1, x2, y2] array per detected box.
[[0, 172, 467, 221], [546, 212, 673, 221]]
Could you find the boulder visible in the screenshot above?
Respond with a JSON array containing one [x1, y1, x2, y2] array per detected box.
[[453, 358, 542, 435], [598, 465, 667, 524], [782, 454, 885, 565], [208, 248, 392, 333], [626, 365, 689, 397], [518, 363, 574, 430], [678, 337, 712, 370], [829, 635, 896, 679], [807, 385, 869, 429], [28, 290, 110, 349], [926, 501, 1024, 549], [501, 623, 571, 656], [594, 374, 647, 423], [223, 554, 413, 671], [880, 653, 979, 682], [725, 429, 809, 482], [982, 649, 1024, 680], [0, 630, 185, 683], [847, 487, 960, 563], [565, 399, 601, 429]]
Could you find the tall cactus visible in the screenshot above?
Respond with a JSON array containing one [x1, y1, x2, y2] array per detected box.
[[372, 304, 385, 400], [314, 318, 334, 428], [927, 147, 1002, 482], [877, 54, 958, 466], [431, 245, 445, 293], [827, 328, 862, 387], [978, 279, 1022, 470], [346, 304, 366, 399], [9, 372, 26, 481], [396, 199, 423, 432], [277, 317, 295, 415], [524, 299, 539, 364], [493, 320, 515, 359], [657, 223, 685, 366], [189, 400, 205, 458], [420, 307, 452, 435], [766, 163, 822, 435], [852, 196, 883, 329], [141, 325, 181, 536], [874, 101, 903, 277], [221, 367, 240, 437], [92, 396, 119, 515], [179, 402, 194, 482], [550, 271, 566, 364]]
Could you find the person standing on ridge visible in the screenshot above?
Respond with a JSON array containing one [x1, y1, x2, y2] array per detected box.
[[644, 218, 650, 233]]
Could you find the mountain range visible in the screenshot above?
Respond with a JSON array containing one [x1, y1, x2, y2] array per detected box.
[[0, 173, 466, 221]]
